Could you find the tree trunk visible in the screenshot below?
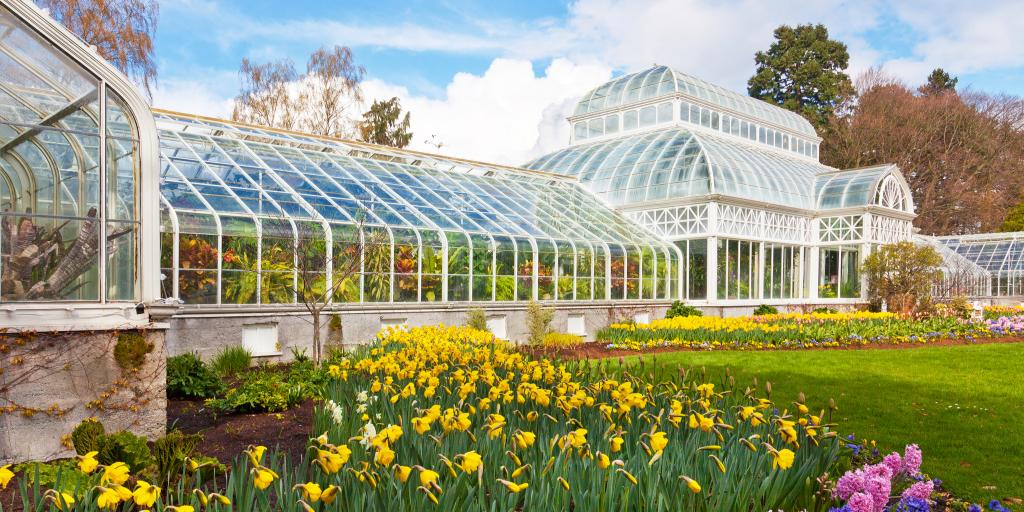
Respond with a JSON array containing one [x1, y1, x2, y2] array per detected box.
[[311, 309, 321, 366]]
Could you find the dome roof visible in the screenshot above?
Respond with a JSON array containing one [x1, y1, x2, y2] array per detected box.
[[572, 65, 818, 139], [525, 126, 826, 209]]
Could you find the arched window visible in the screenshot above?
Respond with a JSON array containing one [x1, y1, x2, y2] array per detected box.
[[875, 175, 909, 212], [0, 2, 155, 306]]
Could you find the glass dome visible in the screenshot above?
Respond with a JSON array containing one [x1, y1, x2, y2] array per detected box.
[[573, 65, 818, 139], [526, 126, 830, 209], [815, 165, 913, 212]]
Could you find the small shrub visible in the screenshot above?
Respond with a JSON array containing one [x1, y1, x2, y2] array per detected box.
[[211, 345, 252, 376], [542, 332, 583, 347], [153, 430, 204, 483], [753, 304, 779, 316], [290, 346, 310, 363], [206, 365, 319, 414], [328, 314, 342, 331], [526, 301, 554, 345], [71, 417, 105, 455], [113, 331, 153, 371], [99, 431, 156, 474], [167, 353, 225, 399], [13, 460, 90, 495], [666, 300, 703, 319], [812, 306, 838, 314], [465, 308, 488, 332]]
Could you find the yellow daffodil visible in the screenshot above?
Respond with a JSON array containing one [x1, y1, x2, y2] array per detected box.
[[597, 451, 611, 469], [681, 475, 702, 494], [295, 482, 323, 502], [514, 431, 536, 449], [459, 451, 482, 473], [77, 451, 99, 474], [497, 479, 529, 493], [317, 449, 345, 473], [419, 468, 440, 487], [46, 490, 75, 510], [649, 431, 668, 453], [772, 448, 795, 470], [375, 446, 396, 466], [96, 486, 123, 509], [610, 436, 624, 453], [246, 445, 267, 466], [252, 466, 279, 490], [320, 485, 339, 505], [133, 480, 160, 507], [101, 462, 130, 485], [0, 465, 13, 489], [395, 465, 413, 483]]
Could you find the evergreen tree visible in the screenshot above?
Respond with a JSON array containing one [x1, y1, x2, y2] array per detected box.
[[358, 97, 413, 148], [919, 68, 958, 96], [1000, 201, 1024, 232], [747, 24, 854, 129]]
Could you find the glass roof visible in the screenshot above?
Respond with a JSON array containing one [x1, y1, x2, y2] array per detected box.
[[934, 233, 1024, 274], [815, 165, 897, 210], [573, 65, 817, 139], [156, 112, 664, 250], [525, 126, 830, 209]]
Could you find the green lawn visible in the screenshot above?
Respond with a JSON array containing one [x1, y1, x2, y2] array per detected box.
[[621, 342, 1024, 508]]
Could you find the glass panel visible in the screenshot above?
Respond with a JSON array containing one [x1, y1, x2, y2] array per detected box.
[[470, 234, 493, 301], [537, 239, 556, 300], [588, 118, 604, 138], [221, 217, 257, 304], [516, 238, 534, 301], [261, 219, 294, 304], [604, 114, 619, 134], [494, 235, 515, 301], [446, 231, 470, 301], [656, 102, 673, 123], [556, 241, 574, 300], [687, 239, 707, 300], [0, 215, 99, 301], [819, 248, 840, 298], [639, 106, 656, 128], [420, 230, 443, 302], [575, 245, 593, 301], [331, 224, 361, 303], [393, 228, 419, 302], [623, 110, 638, 131], [625, 246, 640, 299], [593, 244, 608, 300], [574, 122, 587, 140], [640, 246, 655, 299], [841, 246, 860, 298], [363, 227, 392, 302]]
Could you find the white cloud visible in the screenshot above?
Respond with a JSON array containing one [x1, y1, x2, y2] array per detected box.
[[361, 58, 612, 165], [154, 0, 1024, 167]]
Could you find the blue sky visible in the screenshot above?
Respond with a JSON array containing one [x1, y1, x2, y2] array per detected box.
[[152, 0, 1024, 165]]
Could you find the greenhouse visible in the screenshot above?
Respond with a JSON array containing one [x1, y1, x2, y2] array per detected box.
[[2, 0, 1023, 338]]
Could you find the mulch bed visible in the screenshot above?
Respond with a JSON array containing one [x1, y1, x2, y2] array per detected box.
[[167, 398, 316, 464], [522, 335, 1024, 360]]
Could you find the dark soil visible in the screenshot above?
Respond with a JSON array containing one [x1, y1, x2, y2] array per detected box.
[[522, 335, 1024, 360], [167, 398, 317, 464]]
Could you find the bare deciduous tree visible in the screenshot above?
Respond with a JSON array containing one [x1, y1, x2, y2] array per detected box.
[[231, 46, 364, 139], [285, 221, 387, 365], [300, 46, 364, 138], [39, 0, 158, 98], [823, 69, 1024, 235], [231, 58, 299, 131]]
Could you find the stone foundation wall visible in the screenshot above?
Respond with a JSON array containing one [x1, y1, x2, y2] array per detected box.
[[165, 302, 670, 362], [0, 328, 167, 463]]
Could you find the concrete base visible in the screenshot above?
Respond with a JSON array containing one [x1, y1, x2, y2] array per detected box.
[[0, 328, 167, 464], [165, 302, 672, 361]]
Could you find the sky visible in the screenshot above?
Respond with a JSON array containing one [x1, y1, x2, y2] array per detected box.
[[151, 0, 1024, 166]]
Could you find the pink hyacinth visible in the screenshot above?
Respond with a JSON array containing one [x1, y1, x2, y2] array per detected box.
[[902, 480, 934, 502], [863, 469, 893, 512], [848, 492, 875, 512], [903, 444, 922, 475], [883, 452, 903, 475], [834, 470, 865, 500]]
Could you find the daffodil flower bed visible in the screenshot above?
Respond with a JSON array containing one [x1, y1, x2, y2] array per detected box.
[[3, 325, 849, 511], [982, 305, 1024, 321], [598, 312, 990, 352]]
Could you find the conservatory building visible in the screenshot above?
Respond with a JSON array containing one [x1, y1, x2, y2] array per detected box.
[[2, 0, 1020, 462]]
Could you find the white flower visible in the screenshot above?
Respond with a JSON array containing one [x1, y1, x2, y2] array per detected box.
[[360, 421, 377, 448], [356, 404, 367, 414], [325, 400, 344, 424], [356, 391, 369, 403]]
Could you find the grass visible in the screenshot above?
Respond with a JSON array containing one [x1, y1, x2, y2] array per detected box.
[[619, 342, 1024, 508]]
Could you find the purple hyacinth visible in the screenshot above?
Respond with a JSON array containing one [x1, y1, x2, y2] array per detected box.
[[903, 444, 923, 475], [902, 480, 934, 502]]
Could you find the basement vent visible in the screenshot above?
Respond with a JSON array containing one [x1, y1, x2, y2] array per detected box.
[[242, 323, 280, 357]]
